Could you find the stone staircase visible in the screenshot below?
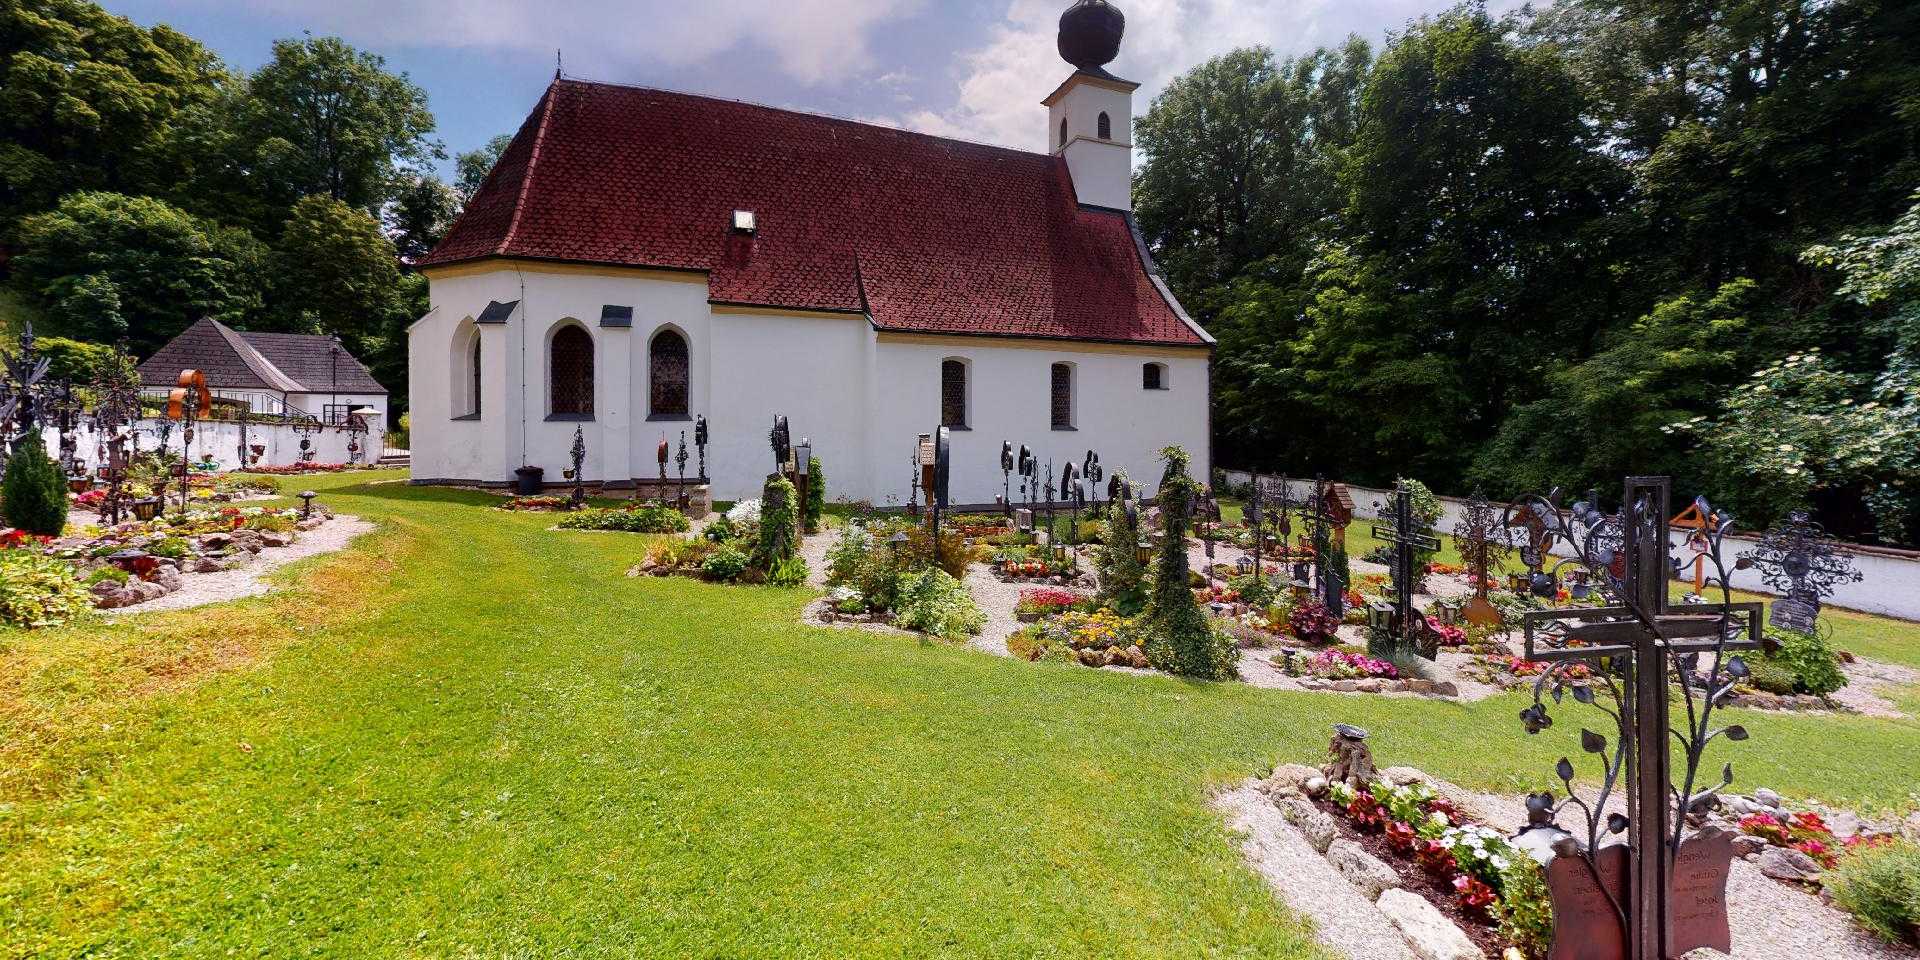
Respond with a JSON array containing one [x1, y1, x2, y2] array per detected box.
[[378, 448, 410, 469]]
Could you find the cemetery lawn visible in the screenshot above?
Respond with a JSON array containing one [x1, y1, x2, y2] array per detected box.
[[3, 473, 1917, 958]]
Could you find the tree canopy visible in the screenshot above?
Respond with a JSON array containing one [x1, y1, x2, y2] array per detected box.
[[1138, 0, 1920, 544]]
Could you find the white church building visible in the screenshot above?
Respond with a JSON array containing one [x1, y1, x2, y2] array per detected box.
[[408, 0, 1211, 504]]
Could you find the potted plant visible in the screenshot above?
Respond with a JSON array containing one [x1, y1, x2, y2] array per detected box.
[[513, 465, 544, 495]]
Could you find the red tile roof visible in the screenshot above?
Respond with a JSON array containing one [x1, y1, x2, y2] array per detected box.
[[422, 79, 1206, 348]]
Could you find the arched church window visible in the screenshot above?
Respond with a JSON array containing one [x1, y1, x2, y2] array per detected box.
[[469, 336, 482, 415], [1051, 363, 1074, 429], [650, 328, 690, 417], [1142, 362, 1166, 390], [942, 359, 968, 428], [1097, 112, 1111, 139], [550, 324, 594, 417], [1059, 117, 1069, 148]]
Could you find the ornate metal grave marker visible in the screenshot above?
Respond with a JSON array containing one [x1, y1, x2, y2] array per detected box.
[[1000, 441, 1015, 517], [1371, 482, 1440, 657], [769, 415, 791, 474], [89, 343, 141, 523], [1510, 479, 1765, 960], [694, 415, 708, 481], [1739, 511, 1860, 634], [1453, 491, 1511, 628], [569, 426, 588, 509], [675, 430, 690, 510]]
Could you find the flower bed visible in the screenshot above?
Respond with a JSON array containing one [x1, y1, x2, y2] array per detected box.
[[555, 504, 690, 533], [1313, 777, 1553, 959], [1007, 610, 1149, 668], [1282, 648, 1398, 682], [1014, 587, 1085, 621], [242, 462, 380, 475], [498, 495, 572, 511]]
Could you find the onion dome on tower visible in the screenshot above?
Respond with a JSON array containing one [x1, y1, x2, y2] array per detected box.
[[1057, 0, 1125, 73]]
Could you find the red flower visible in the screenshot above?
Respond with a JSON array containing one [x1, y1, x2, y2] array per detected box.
[[1384, 820, 1418, 853], [1453, 873, 1497, 915], [1415, 839, 1458, 875]]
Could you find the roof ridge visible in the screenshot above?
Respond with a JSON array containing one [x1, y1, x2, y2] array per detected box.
[[551, 75, 1050, 161], [499, 79, 561, 257], [213, 320, 305, 392]]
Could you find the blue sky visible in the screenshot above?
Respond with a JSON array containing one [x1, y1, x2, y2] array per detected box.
[[107, 0, 1497, 175]]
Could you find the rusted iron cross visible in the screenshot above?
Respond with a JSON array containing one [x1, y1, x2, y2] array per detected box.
[[1371, 483, 1439, 655], [1518, 478, 1763, 960]]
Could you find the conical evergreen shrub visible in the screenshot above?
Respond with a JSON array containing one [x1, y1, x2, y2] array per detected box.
[[3, 432, 70, 535]]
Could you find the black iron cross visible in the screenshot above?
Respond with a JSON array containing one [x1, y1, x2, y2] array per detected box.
[[1371, 483, 1439, 655], [1513, 478, 1764, 960]]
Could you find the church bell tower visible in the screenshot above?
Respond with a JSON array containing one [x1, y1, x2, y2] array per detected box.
[[1043, 0, 1138, 211]]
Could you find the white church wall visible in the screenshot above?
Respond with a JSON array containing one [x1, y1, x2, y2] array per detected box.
[[412, 263, 1212, 505], [870, 334, 1210, 507], [706, 308, 871, 503]]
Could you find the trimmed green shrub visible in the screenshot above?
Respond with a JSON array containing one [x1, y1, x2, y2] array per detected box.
[[1759, 627, 1848, 696], [757, 475, 798, 566], [893, 567, 985, 640], [801, 456, 825, 534], [1095, 472, 1149, 616], [1139, 447, 1236, 680], [1829, 841, 1920, 947], [701, 544, 749, 581], [556, 504, 691, 533], [2, 432, 69, 535], [1744, 657, 1800, 695], [0, 550, 94, 627]]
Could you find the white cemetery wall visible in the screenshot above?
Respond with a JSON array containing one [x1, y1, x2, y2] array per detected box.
[[40, 418, 384, 474], [1216, 469, 1920, 622]]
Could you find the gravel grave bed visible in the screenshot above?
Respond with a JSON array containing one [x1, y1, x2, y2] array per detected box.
[[106, 515, 375, 615]]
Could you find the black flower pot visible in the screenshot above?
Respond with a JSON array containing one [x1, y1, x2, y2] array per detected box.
[[514, 466, 545, 495]]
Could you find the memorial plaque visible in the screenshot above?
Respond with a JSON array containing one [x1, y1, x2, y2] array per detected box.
[[1767, 595, 1819, 634], [1547, 830, 1735, 960]]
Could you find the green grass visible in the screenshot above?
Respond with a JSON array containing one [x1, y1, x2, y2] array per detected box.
[[1, 471, 1916, 957]]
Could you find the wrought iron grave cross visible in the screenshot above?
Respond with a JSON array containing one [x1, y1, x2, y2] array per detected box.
[[1453, 491, 1511, 628], [1512, 478, 1764, 960], [1371, 483, 1440, 656]]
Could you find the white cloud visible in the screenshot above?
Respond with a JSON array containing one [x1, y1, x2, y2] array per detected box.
[[234, 0, 924, 85], [891, 0, 1495, 152]]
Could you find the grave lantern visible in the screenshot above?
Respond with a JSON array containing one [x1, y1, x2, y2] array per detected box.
[[131, 497, 161, 522], [299, 490, 318, 518], [1366, 599, 1394, 633], [1235, 555, 1253, 577]]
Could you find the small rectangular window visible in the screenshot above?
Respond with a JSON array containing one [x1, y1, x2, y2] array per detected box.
[[1142, 363, 1163, 390], [1050, 363, 1073, 429]]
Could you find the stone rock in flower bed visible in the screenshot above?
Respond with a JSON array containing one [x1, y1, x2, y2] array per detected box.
[[1278, 796, 1341, 854], [1759, 846, 1826, 883], [1328, 838, 1401, 900], [1377, 888, 1486, 960]]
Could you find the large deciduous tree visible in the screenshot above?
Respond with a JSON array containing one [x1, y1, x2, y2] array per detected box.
[[226, 34, 441, 223], [9, 191, 265, 351], [0, 0, 226, 221]]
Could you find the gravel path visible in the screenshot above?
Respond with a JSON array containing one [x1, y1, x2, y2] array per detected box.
[[1830, 658, 1918, 718], [107, 515, 376, 615], [964, 565, 1029, 657], [1214, 781, 1417, 960]]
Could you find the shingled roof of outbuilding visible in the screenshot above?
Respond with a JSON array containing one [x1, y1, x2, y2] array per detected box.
[[137, 319, 386, 395], [421, 78, 1208, 348]]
